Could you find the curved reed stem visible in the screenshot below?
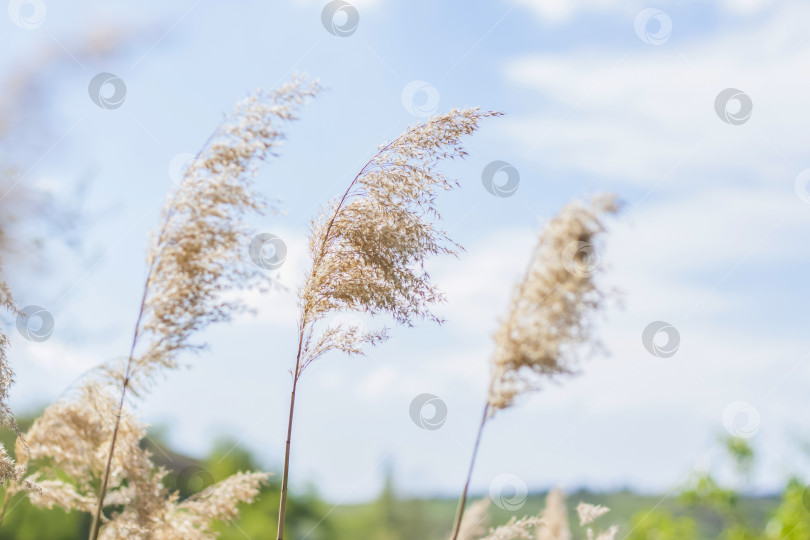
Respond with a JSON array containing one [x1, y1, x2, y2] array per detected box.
[[0, 488, 11, 528], [450, 402, 490, 540], [87, 285, 149, 540], [276, 326, 305, 540]]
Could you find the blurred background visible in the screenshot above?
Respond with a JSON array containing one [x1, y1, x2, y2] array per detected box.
[[2, 0, 810, 538]]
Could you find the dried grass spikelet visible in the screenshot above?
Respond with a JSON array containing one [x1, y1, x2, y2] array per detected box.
[[0, 325, 23, 487], [455, 498, 491, 540], [450, 196, 619, 540], [23, 382, 147, 514], [297, 108, 501, 371], [481, 515, 543, 540], [536, 488, 572, 540], [89, 75, 316, 540], [488, 194, 619, 411], [105, 75, 320, 391], [0, 272, 34, 491], [21, 381, 267, 539], [276, 108, 500, 539], [100, 471, 268, 540], [472, 490, 615, 540], [576, 502, 618, 540]]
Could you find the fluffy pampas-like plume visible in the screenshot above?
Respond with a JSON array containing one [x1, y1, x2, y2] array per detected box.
[[88, 75, 319, 540], [297, 108, 502, 371], [488, 194, 619, 411], [450, 195, 619, 540], [577, 502, 618, 540], [276, 108, 501, 539], [536, 488, 572, 540], [455, 498, 491, 540], [481, 515, 543, 540], [458, 490, 616, 540], [107, 75, 321, 392], [20, 381, 267, 539]]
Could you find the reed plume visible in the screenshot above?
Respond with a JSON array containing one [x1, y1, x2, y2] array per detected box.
[[454, 489, 615, 540], [481, 515, 543, 540], [450, 195, 619, 540], [0, 294, 23, 487], [0, 231, 40, 529], [536, 488, 571, 540], [456, 498, 491, 540], [86, 76, 319, 540], [577, 502, 618, 540], [21, 381, 268, 539], [276, 108, 500, 539]]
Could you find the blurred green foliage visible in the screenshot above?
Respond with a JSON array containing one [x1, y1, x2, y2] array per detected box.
[[3, 424, 810, 539]]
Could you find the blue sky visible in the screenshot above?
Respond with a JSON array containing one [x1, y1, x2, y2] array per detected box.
[[3, 0, 810, 504]]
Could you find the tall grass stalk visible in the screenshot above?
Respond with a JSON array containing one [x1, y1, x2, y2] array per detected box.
[[450, 195, 619, 539], [276, 109, 500, 538], [86, 77, 319, 540]]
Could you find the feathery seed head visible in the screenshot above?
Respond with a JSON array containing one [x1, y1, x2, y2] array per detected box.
[[23, 381, 268, 537], [488, 194, 619, 411], [298, 108, 501, 370], [103, 76, 320, 390]]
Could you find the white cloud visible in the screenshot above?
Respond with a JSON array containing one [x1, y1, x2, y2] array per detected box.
[[502, 3, 810, 189], [516, 0, 627, 23], [518, 0, 777, 22]]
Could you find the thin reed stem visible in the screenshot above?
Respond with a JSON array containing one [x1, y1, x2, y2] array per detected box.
[[87, 182, 183, 540], [450, 402, 490, 540], [0, 489, 11, 528], [275, 139, 400, 537], [87, 287, 148, 540], [276, 324, 305, 540]]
